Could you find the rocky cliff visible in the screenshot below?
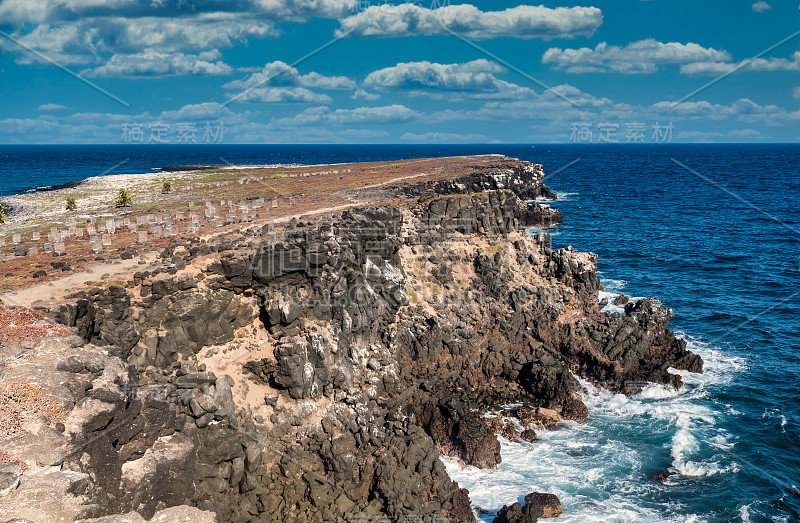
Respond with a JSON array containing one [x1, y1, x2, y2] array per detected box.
[[0, 159, 702, 522]]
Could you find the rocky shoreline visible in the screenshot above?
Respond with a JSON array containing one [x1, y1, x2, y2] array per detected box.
[[0, 158, 702, 522]]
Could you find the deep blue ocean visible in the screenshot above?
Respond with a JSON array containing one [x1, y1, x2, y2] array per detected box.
[[1, 144, 798, 522]]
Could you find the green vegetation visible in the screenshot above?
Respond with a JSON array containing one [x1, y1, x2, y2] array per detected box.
[[389, 164, 401, 169], [65, 195, 77, 210], [0, 203, 7, 224], [486, 245, 504, 257], [272, 172, 287, 179], [161, 180, 172, 194], [425, 281, 441, 297], [406, 284, 419, 304], [114, 188, 133, 207]]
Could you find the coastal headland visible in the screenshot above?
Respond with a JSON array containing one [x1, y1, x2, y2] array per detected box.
[[0, 156, 702, 522]]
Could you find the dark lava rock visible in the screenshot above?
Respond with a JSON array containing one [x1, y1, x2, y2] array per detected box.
[[524, 492, 563, 518], [493, 492, 562, 522], [648, 468, 672, 484], [493, 501, 541, 523]]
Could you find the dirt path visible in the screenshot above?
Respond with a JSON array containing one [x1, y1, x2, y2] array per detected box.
[[0, 251, 160, 308], [0, 167, 462, 308]]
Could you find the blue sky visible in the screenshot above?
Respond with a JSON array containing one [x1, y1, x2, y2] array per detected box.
[[1, 0, 799, 144]]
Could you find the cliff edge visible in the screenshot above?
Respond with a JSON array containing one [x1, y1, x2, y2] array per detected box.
[[0, 157, 702, 522]]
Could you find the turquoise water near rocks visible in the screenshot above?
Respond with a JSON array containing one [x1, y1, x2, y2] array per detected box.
[[1, 144, 797, 521]]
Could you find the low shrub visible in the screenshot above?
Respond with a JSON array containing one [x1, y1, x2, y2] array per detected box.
[[114, 188, 133, 207]]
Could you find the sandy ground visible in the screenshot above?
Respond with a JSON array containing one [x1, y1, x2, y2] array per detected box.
[[0, 251, 160, 308]]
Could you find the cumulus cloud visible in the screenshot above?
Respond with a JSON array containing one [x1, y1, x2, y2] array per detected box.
[[5, 14, 275, 65], [224, 61, 355, 91], [428, 84, 633, 124], [231, 87, 332, 103], [351, 88, 381, 100], [543, 39, 731, 73], [336, 4, 603, 40], [752, 2, 771, 13], [649, 98, 797, 123], [82, 49, 232, 77], [6, 23, 100, 65], [222, 61, 357, 103], [38, 103, 67, 111], [0, 0, 356, 25], [364, 59, 535, 99], [681, 52, 800, 75]]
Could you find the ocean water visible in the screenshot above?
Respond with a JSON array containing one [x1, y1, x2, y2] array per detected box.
[[1, 144, 798, 522]]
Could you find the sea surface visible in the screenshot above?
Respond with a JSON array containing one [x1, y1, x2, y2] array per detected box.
[[1, 144, 798, 522]]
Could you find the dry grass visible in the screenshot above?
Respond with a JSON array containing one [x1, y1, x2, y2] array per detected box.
[[0, 450, 28, 471], [0, 381, 67, 438], [0, 155, 516, 292], [0, 306, 73, 342]]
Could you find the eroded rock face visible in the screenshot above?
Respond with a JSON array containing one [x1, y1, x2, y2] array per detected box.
[[492, 492, 563, 523], [29, 160, 703, 522], [434, 161, 556, 201]]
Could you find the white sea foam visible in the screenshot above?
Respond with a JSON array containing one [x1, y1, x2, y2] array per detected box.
[[554, 191, 580, 202], [447, 334, 746, 521], [444, 433, 694, 522], [599, 277, 628, 292], [739, 504, 752, 523], [598, 277, 643, 314]]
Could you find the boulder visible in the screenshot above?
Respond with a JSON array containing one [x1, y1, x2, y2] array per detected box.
[[524, 492, 562, 518]]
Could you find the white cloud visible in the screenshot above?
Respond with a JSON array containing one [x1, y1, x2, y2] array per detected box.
[[8, 23, 100, 65], [224, 61, 355, 91], [222, 61, 356, 103], [0, 0, 357, 25], [364, 59, 535, 99], [543, 39, 731, 74], [99, 15, 275, 53], [3, 14, 276, 65], [299, 71, 356, 90], [82, 50, 232, 77], [6, 92, 800, 145], [793, 87, 800, 99], [648, 98, 800, 123], [38, 103, 67, 111], [400, 132, 492, 143], [681, 52, 800, 75], [676, 128, 761, 142], [351, 88, 381, 100], [427, 83, 635, 125], [232, 87, 332, 103], [273, 105, 421, 126], [752, 2, 771, 13], [156, 102, 243, 122], [336, 4, 603, 40], [250, 0, 356, 21]]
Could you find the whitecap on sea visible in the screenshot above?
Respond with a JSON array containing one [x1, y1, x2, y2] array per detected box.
[[443, 337, 747, 522]]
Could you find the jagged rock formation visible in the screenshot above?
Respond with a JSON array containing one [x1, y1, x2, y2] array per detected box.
[[2, 159, 702, 522], [492, 491, 563, 522]]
